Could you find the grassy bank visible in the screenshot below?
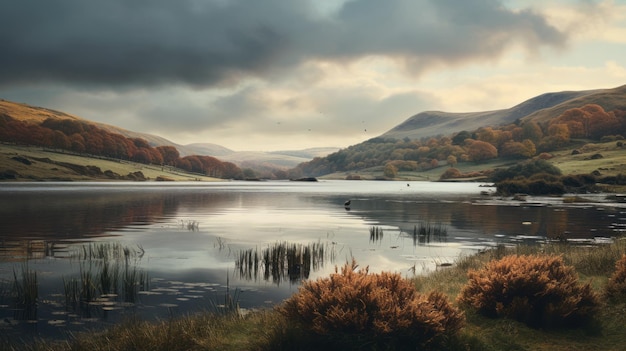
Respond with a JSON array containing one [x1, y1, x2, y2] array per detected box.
[[7, 238, 626, 351], [0, 144, 220, 181], [320, 140, 626, 181]]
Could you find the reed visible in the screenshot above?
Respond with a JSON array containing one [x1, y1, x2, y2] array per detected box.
[[79, 264, 98, 303], [0, 278, 10, 304], [207, 275, 242, 317], [410, 221, 448, 245], [63, 277, 81, 307], [12, 264, 38, 320], [122, 260, 148, 303], [12, 240, 626, 351], [369, 226, 384, 243], [75, 242, 144, 261], [62, 242, 148, 310], [236, 241, 331, 284]]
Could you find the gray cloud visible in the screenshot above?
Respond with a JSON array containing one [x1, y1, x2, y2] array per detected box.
[[0, 0, 569, 89]]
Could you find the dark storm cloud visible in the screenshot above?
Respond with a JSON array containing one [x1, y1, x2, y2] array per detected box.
[[0, 0, 569, 89]]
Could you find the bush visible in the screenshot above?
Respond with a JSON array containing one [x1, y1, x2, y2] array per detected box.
[[457, 255, 599, 329], [491, 159, 561, 182], [440, 167, 461, 180], [605, 255, 626, 300], [279, 260, 464, 347]]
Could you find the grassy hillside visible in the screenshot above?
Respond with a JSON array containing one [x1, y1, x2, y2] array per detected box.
[[0, 99, 331, 170], [318, 140, 626, 182], [0, 144, 220, 181], [294, 83, 626, 180], [0, 99, 200, 155], [523, 85, 626, 125], [381, 85, 625, 142]]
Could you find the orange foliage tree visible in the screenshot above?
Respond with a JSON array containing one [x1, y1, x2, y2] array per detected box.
[[466, 140, 498, 162], [550, 104, 622, 140], [156, 146, 180, 166]]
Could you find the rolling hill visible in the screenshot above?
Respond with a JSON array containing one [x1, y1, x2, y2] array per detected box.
[[292, 83, 626, 178], [0, 99, 337, 169], [381, 85, 626, 141]]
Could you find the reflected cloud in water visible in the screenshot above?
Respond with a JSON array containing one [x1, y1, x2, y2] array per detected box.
[[1, 180, 624, 340]]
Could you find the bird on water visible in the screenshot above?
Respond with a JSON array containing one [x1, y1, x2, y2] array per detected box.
[[344, 200, 351, 207]]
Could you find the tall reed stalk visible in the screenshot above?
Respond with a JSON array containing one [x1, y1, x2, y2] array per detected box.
[[370, 226, 384, 243], [410, 221, 448, 245], [12, 264, 38, 320], [63, 242, 148, 311], [236, 241, 330, 284]]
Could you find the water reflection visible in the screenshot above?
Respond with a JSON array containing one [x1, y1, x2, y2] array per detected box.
[[369, 226, 384, 244], [403, 222, 448, 246], [1, 180, 625, 341], [235, 241, 332, 285]]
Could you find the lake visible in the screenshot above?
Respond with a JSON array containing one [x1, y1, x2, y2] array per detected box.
[[1, 180, 624, 341]]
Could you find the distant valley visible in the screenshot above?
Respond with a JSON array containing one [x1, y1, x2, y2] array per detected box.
[[2, 83, 626, 182]]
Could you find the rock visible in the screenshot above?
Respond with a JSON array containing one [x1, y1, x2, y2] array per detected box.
[[0, 170, 19, 179], [156, 175, 175, 181], [125, 171, 147, 181], [291, 177, 318, 182], [104, 170, 121, 179], [589, 153, 603, 160], [11, 156, 31, 165]]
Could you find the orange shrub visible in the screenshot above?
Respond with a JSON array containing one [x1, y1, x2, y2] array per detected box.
[[457, 255, 599, 328], [605, 254, 626, 299], [279, 260, 464, 347]]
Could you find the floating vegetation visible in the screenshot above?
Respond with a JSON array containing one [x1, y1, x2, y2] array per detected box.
[[235, 241, 332, 284], [409, 222, 448, 246], [369, 226, 384, 243]]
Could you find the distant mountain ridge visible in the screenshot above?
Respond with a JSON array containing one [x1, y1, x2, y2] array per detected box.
[[3, 84, 624, 172], [0, 99, 338, 169], [382, 85, 625, 141]]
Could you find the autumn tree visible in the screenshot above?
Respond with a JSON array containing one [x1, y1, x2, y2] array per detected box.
[[466, 140, 498, 162], [132, 149, 152, 164], [500, 139, 536, 159], [544, 123, 570, 149], [582, 104, 621, 139], [384, 163, 398, 178], [157, 146, 180, 166], [522, 121, 543, 142], [452, 130, 472, 145], [51, 130, 71, 149], [446, 155, 457, 167]]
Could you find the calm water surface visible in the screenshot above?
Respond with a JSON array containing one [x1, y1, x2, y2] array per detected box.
[[1, 180, 624, 340]]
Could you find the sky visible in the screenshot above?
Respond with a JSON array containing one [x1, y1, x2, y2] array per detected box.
[[1, 0, 625, 152]]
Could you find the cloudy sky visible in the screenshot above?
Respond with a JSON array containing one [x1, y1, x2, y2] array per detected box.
[[1, 0, 625, 152]]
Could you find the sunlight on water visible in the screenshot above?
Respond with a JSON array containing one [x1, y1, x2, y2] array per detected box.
[[1, 180, 624, 340]]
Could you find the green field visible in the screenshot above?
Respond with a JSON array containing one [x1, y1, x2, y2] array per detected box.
[[0, 144, 221, 181], [321, 140, 626, 182]]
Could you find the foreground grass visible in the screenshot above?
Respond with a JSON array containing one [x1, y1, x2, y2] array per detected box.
[[8, 238, 626, 351]]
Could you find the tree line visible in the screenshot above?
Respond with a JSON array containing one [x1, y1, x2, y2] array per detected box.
[[0, 114, 243, 179], [292, 104, 626, 177]]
